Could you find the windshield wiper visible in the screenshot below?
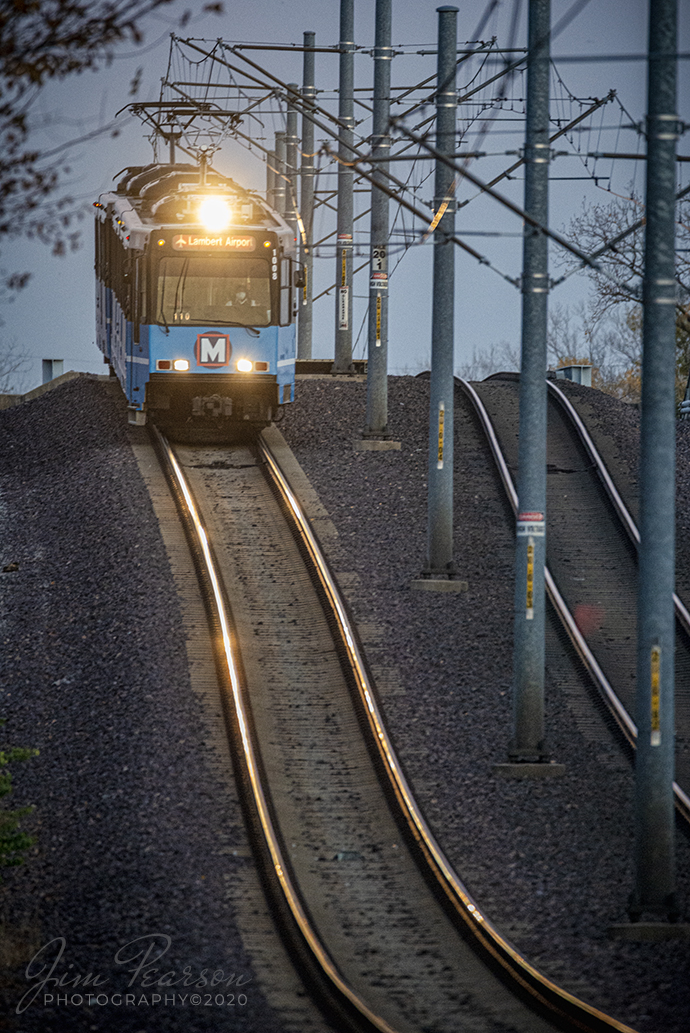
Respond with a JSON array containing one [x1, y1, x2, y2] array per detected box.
[[174, 258, 189, 313], [158, 276, 170, 335]]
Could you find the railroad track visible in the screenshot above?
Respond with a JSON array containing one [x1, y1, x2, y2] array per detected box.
[[149, 421, 636, 1033], [466, 374, 690, 821]]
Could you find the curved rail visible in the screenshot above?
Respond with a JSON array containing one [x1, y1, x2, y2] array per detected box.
[[456, 377, 690, 823], [547, 380, 690, 638], [259, 430, 638, 1033], [151, 426, 401, 1033]]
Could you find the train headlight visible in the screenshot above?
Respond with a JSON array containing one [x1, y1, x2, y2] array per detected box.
[[198, 197, 232, 232], [173, 359, 190, 371], [236, 359, 253, 372]]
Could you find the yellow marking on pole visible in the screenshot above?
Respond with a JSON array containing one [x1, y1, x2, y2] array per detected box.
[[303, 264, 308, 305], [376, 294, 382, 346], [526, 541, 534, 619], [651, 645, 661, 746], [437, 403, 445, 468], [341, 249, 347, 287], [423, 174, 459, 241]]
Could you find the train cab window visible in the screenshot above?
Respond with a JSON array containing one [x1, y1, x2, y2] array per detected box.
[[156, 256, 271, 327]]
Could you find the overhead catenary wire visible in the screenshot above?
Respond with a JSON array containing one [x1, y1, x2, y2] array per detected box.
[[130, 30, 672, 304], [161, 36, 522, 286], [387, 121, 569, 257], [476, 90, 616, 197], [552, 181, 690, 290], [387, 117, 653, 296]]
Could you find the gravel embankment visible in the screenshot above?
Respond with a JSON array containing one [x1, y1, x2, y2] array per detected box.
[[0, 372, 689, 1033], [279, 374, 690, 1033], [0, 377, 287, 1033]]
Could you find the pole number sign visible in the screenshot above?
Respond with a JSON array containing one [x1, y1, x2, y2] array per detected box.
[[372, 246, 387, 271], [371, 246, 388, 291]]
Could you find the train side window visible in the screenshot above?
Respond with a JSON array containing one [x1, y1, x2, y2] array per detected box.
[[131, 256, 145, 340], [279, 257, 292, 326], [121, 255, 134, 321], [100, 218, 115, 290], [136, 255, 146, 326], [95, 220, 101, 277]]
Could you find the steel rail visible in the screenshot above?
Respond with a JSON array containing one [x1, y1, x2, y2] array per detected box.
[[457, 377, 637, 745], [150, 425, 402, 1033], [259, 429, 638, 1033], [547, 381, 690, 638], [456, 377, 690, 824], [545, 381, 690, 822]]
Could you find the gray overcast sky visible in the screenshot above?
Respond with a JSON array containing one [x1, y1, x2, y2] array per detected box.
[[1, 0, 688, 391]]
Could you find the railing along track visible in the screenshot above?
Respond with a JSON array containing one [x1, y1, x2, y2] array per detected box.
[[150, 422, 637, 1033]]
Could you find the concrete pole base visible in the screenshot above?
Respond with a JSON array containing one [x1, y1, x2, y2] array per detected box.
[[493, 762, 566, 778], [353, 438, 401, 451]]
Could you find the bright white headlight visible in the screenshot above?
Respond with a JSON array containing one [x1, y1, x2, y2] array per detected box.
[[173, 359, 190, 371], [198, 197, 232, 232], [236, 359, 253, 372]]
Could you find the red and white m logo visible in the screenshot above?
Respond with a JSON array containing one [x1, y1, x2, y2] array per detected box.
[[195, 333, 231, 367]]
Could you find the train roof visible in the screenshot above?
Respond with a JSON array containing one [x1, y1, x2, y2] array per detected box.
[[114, 163, 244, 201], [95, 162, 291, 251]]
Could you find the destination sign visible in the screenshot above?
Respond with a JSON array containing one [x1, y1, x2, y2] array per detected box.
[[172, 234, 257, 251]]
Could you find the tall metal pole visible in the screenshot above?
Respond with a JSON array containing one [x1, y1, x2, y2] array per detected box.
[[298, 32, 316, 361], [632, 0, 678, 922], [363, 0, 392, 437], [333, 0, 355, 372], [285, 85, 300, 237], [274, 131, 287, 216], [425, 6, 458, 575], [509, 0, 551, 765]]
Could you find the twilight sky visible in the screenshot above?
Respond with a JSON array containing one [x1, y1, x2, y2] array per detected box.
[[1, 0, 688, 391]]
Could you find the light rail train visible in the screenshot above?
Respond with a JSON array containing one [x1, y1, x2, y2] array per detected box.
[[94, 160, 298, 437]]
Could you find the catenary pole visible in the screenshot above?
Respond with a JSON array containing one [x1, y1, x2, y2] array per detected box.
[[333, 0, 355, 372], [274, 130, 286, 215], [425, 6, 458, 575], [363, 0, 392, 438], [285, 85, 300, 237], [298, 33, 316, 361], [632, 0, 678, 922], [266, 148, 275, 206], [509, 0, 551, 764]]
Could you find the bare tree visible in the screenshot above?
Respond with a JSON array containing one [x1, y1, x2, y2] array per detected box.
[[0, 337, 31, 395], [547, 303, 583, 366], [456, 340, 520, 381], [0, 1, 223, 278], [561, 190, 690, 401], [564, 193, 647, 318], [547, 300, 642, 403]]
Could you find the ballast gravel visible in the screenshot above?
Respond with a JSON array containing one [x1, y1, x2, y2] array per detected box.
[[279, 374, 690, 1033], [0, 378, 286, 1033], [0, 372, 689, 1033]]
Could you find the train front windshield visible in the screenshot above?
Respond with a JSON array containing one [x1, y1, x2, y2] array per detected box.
[[157, 256, 272, 327]]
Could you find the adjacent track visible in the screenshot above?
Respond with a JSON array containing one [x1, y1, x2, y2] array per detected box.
[[150, 422, 636, 1033], [464, 375, 690, 822]]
